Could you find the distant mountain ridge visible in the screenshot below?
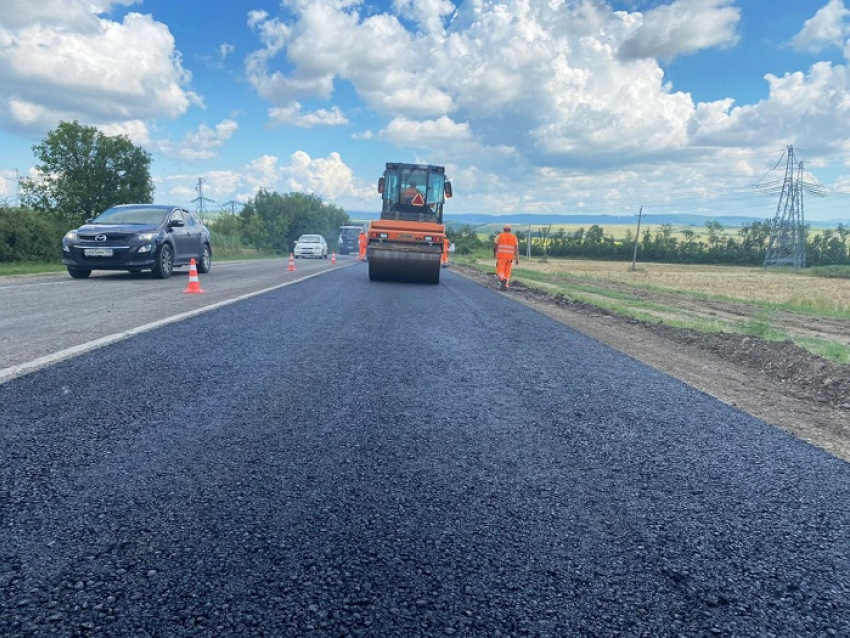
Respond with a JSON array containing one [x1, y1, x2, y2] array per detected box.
[[346, 211, 846, 228]]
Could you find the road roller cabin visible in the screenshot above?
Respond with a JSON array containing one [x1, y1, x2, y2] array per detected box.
[[368, 162, 453, 284]]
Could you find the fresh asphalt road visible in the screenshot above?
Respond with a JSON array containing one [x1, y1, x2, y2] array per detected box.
[[1, 261, 848, 637], [0, 255, 347, 379]]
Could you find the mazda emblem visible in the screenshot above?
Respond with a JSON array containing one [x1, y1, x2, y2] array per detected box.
[[95, 234, 107, 242]]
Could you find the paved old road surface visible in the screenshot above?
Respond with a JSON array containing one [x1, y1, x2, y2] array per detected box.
[[1, 263, 848, 637], [0, 256, 341, 378]]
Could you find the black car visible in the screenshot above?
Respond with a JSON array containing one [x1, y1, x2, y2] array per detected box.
[[338, 225, 364, 255], [62, 204, 212, 279]]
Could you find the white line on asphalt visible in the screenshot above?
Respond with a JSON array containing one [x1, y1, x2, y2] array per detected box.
[[0, 268, 337, 385]]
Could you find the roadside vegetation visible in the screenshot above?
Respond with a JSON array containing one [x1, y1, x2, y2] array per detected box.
[[454, 250, 850, 364]]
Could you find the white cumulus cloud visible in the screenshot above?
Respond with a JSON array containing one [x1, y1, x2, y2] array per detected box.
[[619, 0, 741, 62], [0, 2, 199, 135], [268, 103, 349, 128], [792, 0, 850, 53]]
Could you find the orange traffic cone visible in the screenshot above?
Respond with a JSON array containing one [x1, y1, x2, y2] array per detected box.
[[331, 253, 336, 264], [287, 253, 296, 271], [183, 258, 204, 294]]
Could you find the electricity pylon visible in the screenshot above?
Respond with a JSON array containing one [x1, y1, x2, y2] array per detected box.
[[763, 146, 823, 270], [192, 177, 215, 223], [221, 200, 242, 215]]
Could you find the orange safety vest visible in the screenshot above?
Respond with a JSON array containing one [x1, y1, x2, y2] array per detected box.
[[359, 233, 367, 248], [495, 232, 518, 259], [404, 187, 425, 206]]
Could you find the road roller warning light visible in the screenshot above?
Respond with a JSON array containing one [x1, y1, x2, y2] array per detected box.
[[368, 162, 453, 285]]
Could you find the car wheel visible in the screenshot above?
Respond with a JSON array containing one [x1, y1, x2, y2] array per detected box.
[[67, 267, 91, 279], [152, 243, 174, 279], [197, 243, 212, 273]]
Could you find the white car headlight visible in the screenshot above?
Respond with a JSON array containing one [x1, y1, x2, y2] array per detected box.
[[136, 232, 157, 242], [63, 230, 78, 242]]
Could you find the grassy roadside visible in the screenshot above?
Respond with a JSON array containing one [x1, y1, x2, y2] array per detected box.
[[0, 249, 275, 278], [455, 252, 850, 364]]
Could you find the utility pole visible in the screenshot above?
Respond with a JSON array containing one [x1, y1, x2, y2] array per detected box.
[[630, 206, 643, 271], [527, 224, 532, 259], [191, 177, 215, 223]]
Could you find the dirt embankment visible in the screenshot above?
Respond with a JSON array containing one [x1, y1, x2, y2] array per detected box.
[[452, 264, 850, 463]]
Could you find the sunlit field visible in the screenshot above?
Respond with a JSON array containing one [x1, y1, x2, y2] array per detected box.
[[516, 258, 850, 315]]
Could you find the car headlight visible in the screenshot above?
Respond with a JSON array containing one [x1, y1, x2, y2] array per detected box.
[[137, 244, 153, 254], [136, 232, 158, 242], [63, 230, 78, 242]]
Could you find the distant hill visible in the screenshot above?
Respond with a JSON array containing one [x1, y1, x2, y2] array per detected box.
[[346, 211, 845, 229]]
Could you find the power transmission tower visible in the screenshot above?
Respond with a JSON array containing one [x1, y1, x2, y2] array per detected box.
[[192, 177, 215, 223], [763, 146, 823, 270], [221, 200, 242, 215]]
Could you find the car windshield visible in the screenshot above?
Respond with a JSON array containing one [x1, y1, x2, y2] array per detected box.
[[341, 227, 361, 237], [91, 207, 168, 225], [299, 236, 321, 243]]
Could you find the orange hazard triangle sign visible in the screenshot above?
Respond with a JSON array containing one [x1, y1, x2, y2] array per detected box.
[[411, 192, 425, 206]]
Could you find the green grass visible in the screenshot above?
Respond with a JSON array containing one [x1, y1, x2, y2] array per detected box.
[[740, 312, 787, 341], [808, 265, 850, 279], [458, 256, 850, 364], [0, 261, 65, 276], [0, 250, 275, 277], [795, 339, 850, 363]]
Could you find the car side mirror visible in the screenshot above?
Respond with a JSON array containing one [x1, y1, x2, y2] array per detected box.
[[169, 219, 185, 228]]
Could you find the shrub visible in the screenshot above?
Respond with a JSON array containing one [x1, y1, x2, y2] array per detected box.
[[0, 207, 67, 262]]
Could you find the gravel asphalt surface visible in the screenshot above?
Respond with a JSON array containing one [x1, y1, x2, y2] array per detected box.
[[1, 264, 848, 637]]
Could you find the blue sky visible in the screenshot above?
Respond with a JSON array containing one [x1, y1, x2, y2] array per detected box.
[[2, 0, 850, 222]]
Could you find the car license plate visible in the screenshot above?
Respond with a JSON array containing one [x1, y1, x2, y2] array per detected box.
[[84, 248, 113, 257]]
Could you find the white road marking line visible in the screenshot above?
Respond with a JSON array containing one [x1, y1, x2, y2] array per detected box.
[[0, 269, 335, 385]]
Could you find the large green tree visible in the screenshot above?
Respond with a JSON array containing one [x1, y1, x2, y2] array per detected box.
[[21, 120, 154, 225], [240, 189, 349, 254]]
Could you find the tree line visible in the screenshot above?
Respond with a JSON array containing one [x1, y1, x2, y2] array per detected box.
[[446, 220, 850, 268]]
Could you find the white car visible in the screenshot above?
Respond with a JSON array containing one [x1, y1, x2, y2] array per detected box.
[[293, 234, 328, 259]]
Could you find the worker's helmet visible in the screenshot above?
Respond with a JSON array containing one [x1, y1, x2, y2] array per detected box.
[[504, 224, 512, 231]]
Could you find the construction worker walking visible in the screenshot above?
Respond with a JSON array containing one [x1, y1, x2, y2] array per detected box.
[[358, 229, 368, 261], [493, 224, 519, 290]]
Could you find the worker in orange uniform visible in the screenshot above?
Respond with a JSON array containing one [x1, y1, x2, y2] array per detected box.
[[403, 179, 425, 206], [358, 229, 368, 261], [493, 224, 519, 290], [442, 236, 451, 268]]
